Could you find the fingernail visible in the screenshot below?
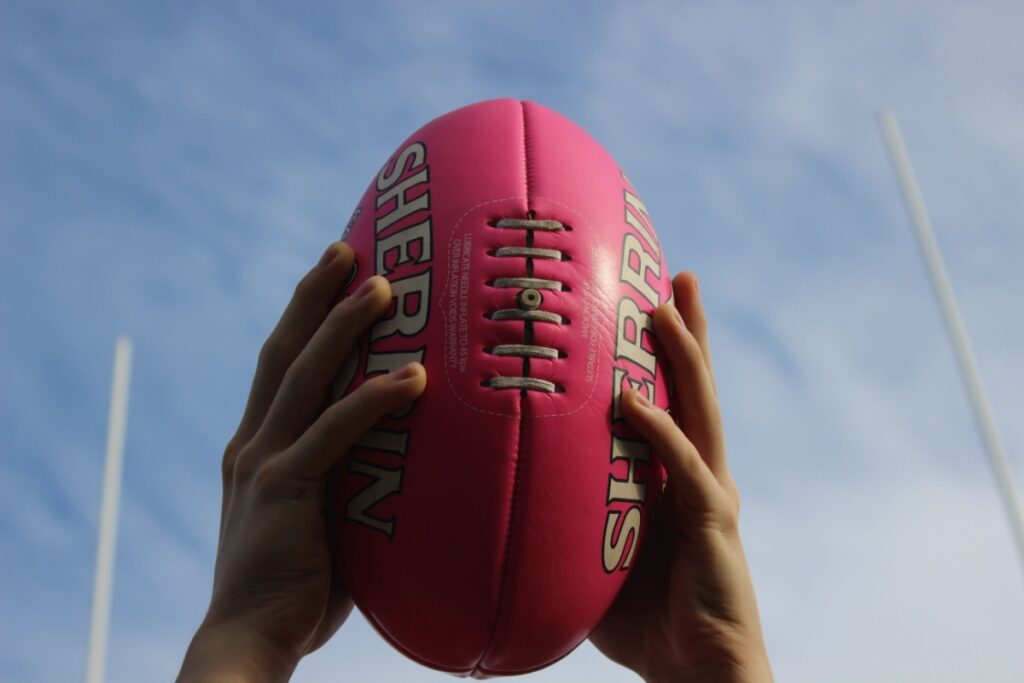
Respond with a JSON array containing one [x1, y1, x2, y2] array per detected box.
[[318, 243, 337, 268], [632, 390, 651, 408], [393, 363, 420, 381], [354, 277, 376, 299], [693, 275, 700, 295]]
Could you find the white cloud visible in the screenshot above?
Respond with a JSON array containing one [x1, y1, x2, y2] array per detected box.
[[749, 470, 1024, 682], [2, 2, 1023, 681]]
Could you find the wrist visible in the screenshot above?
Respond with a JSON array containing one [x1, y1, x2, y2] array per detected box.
[[640, 641, 772, 683], [643, 657, 773, 683], [177, 619, 301, 683]]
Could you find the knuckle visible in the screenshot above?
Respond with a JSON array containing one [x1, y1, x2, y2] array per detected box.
[[691, 315, 709, 339], [221, 438, 245, 480], [221, 457, 234, 484], [368, 372, 401, 398], [251, 459, 318, 501], [679, 328, 703, 357], [727, 481, 742, 516], [350, 375, 397, 412], [307, 301, 363, 354], [231, 444, 262, 482], [258, 336, 286, 369], [648, 404, 679, 436], [653, 401, 676, 423], [325, 299, 359, 333], [293, 271, 321, 302], [252, 460, 285, 498], [259, 334, 303, 376], [277, 355, 304, 386], [280, 363, 317, 402]]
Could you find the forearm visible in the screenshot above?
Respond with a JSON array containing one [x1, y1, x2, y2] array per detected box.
[[177, 621, 300, 683]]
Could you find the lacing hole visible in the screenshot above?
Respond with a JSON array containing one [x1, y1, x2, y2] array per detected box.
[[554, 385, 566, 393], [561, 253, 572, 261], [560, 284, 572, 293], [483, 311, 493, 320], [557, 350, 569, 359]]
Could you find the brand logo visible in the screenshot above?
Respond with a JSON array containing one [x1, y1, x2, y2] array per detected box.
[[345, 141, 434, 538], [602, 175, 662, 572]]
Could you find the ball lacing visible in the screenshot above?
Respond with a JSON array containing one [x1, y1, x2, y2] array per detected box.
[[483, 216, 570, 394]]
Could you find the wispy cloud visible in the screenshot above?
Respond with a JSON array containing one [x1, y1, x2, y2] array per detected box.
[[2, 2, 1022, 682]]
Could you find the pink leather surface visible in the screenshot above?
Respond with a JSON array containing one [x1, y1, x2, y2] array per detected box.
[[333, 99, 670, 677]]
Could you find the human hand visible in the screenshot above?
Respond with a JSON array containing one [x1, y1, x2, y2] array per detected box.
[[589, 273, 772, 683], [177, 242, 426, 683]]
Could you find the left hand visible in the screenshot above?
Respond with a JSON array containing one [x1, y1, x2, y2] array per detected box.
[[178, 241, 426, 683]]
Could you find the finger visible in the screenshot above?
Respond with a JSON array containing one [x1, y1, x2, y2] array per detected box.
[[622, 389, 723, 515], [308, 477, 355, 654], [233, 242, 355, 446], [283, 362, 427, 479], [672, 272, 715, 395], [258, 275, 392, 445], [652, 301, 728, 478]]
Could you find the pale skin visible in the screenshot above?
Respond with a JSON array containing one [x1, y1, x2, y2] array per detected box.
[[588, 273, 773, 683], [177, 243, 772, 682]]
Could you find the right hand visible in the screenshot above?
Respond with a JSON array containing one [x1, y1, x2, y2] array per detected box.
[[589, 273, 772, 683]]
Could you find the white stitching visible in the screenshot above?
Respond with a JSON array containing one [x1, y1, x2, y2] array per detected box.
[[437, 196, 602, 418]]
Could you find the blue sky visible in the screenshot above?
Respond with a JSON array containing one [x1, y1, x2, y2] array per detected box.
[[2, 1, 1023, 681]]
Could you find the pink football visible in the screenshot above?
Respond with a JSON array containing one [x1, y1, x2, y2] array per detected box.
[[332, 98, 671, 677]]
